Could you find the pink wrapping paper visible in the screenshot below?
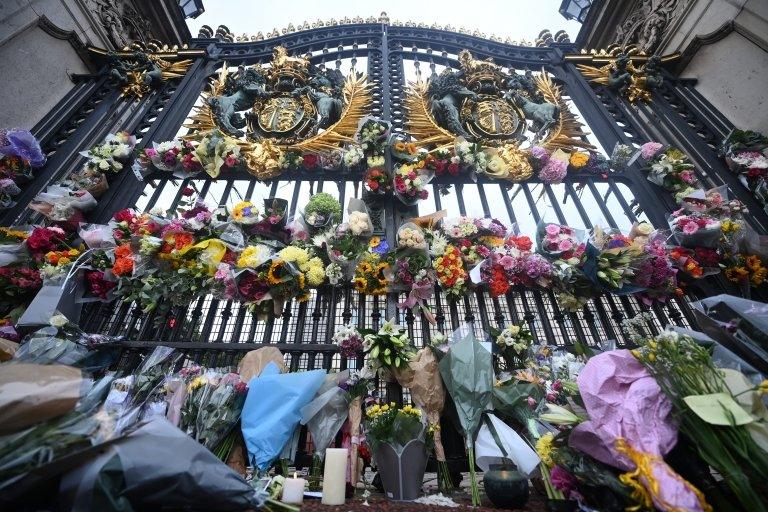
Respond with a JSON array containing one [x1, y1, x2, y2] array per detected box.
[[569, 350, 710, 512]]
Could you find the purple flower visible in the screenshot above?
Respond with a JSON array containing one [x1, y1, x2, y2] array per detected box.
[[530, 146, 549, 162], [539, 158, 568, 184], [550, 465, 577, 496], [0, 130, 46, 167]]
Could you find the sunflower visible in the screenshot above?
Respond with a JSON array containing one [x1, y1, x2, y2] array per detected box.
[[267, 260, 286, 284], [353, 277, 367, 292]]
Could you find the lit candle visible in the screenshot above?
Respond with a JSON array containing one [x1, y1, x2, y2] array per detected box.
[[281, 472, 305, 505], [322, 447, 348, 505]]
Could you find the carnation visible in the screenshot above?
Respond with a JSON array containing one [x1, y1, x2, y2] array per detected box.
[[640, 142, 663, 160], [538, 158, 568, 184]]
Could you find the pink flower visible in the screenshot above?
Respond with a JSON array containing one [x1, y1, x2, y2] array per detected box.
[[499, 255, 515, 269], [224, 155, 237, 168], [558, 239, 573, 251], [145, 148, 157, 157], [550, 466, 577, 496], [640, 142, 663, 160], [526, 396, 536, 408], [539, 158, 568, 184], [682, 222, 699, 235], [545, 224, 561, 236], [680, 170, 696, 184]]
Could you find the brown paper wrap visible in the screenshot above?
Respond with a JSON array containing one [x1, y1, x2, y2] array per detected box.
[[226, 431, 248, 476], [348, 396, 363, 485], [394, 347, 446, 461], [0, 363, 82, 434], [237, 346, 287, 382], [0, 338, 18, 362]]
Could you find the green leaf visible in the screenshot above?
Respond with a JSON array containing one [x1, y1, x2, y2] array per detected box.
[[370, 346, 379, 359], [683, 393, 754, 426]]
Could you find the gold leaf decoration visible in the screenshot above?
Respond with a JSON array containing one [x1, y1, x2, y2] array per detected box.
[[290, 72, 371, 153], [534, 69, 595, 151], [404, 81, 455, 150]]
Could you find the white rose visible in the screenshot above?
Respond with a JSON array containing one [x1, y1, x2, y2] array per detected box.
[[113, 161, 123, 171], [98, 159, 110, 170], [49, 314, 68, 328]]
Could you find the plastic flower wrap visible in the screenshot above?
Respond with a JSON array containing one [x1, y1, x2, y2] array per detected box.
[[569, 349, 712, 512], [356, 116, 390, 152], [194, 130, 240, 178], [610, 143, 639, 171], [644, 146, 700, 195]]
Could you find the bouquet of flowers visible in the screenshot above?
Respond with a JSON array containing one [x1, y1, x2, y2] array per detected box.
[[364, 167, 390, 195], [724, 253, 767, 289], [633, 330, 768, 510], [391, 139, 420, 162], [364, 402, 424, 451], [341, 144, 364, 169], [642, 143, 700, 198], [493, 322, 534, 370], [194, 130, 240, 178], [195, 373, 248, 450], [80, 132, 136, 174], [432, 239, 469, 297], [0, 128, 46, 183], [581, 227, 644, 293], [393, 163, 431, 204], [362, 319, 413, 374], [332, 324, 364, 359], [668, 246, 720, 279], [138, 140, 183, 173], [230, 200, 260, 225], [483, 233, 554, 294], [609, 142, 639, 171], [303, 192, 342, 231], [327, 224, 369, 280], [669, 210, 722, 248], [356, 117, 390, 154], [353, 252, 389, 295], [537, 222, 585, 260], [536, 148, 569, 184], [0, 264, 42, 313], [632, 235, 679, 304], [721, 129, 768, 172]]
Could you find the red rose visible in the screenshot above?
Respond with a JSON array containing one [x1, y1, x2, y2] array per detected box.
[[448, 162, 459, 175], [368, 180, 379, 190], [182, 186, 194, 196], [114, 209, 134, 223], [303, 154, 319, 168]]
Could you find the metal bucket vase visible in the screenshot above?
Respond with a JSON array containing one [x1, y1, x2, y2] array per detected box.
[[374, 439, 427, 501]]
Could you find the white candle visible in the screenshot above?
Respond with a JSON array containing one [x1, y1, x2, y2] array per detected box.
[[281, 472, 305, 505], [322, 448, 348, 505]]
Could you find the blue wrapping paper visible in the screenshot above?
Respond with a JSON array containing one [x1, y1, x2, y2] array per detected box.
[[241, 363, 326, 471]]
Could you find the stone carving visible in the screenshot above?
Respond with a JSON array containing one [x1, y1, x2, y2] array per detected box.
[[99, 43, 193, 99], [208, 66, 270, 136], [91, 0, 153, 49], [614, 0, 683, 53]]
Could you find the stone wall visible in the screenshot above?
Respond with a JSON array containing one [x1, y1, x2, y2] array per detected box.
[[0, 0, 191, 130], [577, 0, 768, 133]]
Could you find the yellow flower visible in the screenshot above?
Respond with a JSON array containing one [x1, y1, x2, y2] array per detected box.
[[267, 260, 286, 284], [535, 433, 555, 467], [279, 246, 310, 266], [231, 201, 257, 221], [569, 152, 589, 169], [369, 236, 380, 248], [237, 245, 271, 268], [745, 255, 762, 272], [306, 266, 326, 286], [758, 380, 768, 396]]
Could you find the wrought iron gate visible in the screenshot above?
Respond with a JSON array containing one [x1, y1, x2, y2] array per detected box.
[[4, 21, 765, 380]]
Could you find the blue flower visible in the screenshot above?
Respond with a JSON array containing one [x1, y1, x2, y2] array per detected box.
[[371, 239, 389, 255]]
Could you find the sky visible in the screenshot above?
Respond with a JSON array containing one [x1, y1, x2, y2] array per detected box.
[[186, 0, 582, 43]]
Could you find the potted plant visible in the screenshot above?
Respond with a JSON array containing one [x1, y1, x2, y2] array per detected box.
[[303, 192, 342, 232], [364, 403, 427, 501]]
